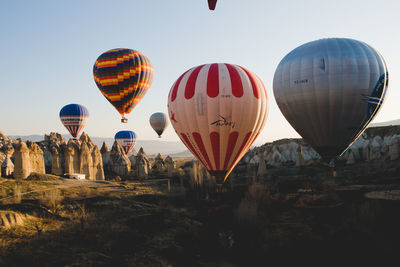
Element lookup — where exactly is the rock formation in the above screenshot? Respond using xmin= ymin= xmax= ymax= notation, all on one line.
xmin=13 ymin=141 xmax=33 ymax=179
xmin=0 ymin=131 xmax=8 ymax=141
xmin=389 ymin=135 xmax=400 ymax=160
xmin=1 ymin=143 xmax=14 ymax=177
xmin=64 ymin=139 xmax=80 ymax=175
xmin=91 ymin=146 xmax=105 ymax=180
xmin=152 ymin=153 xmax=165 ymax=173
xmin=102 ymin=141 xmax=131 ymax=178
xmin=129 ymin=147 xmax=151 ymax=180
xmin=238 ymin=126 xmax=400 ymax=172
xmin=79 ymin=142 xmax=93 ymax=179
xmin=257 ymin=151 xmax=267 ymax=177
xmin=13 ymin=140 xmax=45 ymax=179
xmin=51 ymin=146 xmax=63 ymax=176
xmin=39 ymin=132 xmax=104 ymax=180
xmin=27 ymin=142 xmax=46 ymax=174
xmin=164 ymin=155 xmax=176 ymax=177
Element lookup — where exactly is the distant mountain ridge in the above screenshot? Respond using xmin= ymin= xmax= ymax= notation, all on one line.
xmin=370 ymin=119 xmax=400 ymax=127
xmin=6 ymin=118 xmax=399 ymax=157
xmin=7 ymin=134 xmax=188 ymax=156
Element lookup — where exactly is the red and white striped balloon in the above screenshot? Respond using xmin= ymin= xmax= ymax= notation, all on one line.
xmin=167 ymin=63 xmax=268 ymax=182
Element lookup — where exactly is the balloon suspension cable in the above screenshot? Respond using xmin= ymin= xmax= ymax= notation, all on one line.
xmin=121 ymin=117 xmax=128 ymax=123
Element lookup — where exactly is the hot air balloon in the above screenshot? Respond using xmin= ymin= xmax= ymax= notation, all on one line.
xmin=208 ymin=0 xmax=217 ymax=10
xmin=168 ymin=63 xmax=268 ymax=183
xmin=59 ymin=104 xmax=89 ymax=139
xmin=273 ymin=38 xmax=389 ymax=163
xmin=93 ymin=48 xmax=153 ymax=123
xmin=114 ymin=130 xmax=137 ymax=154
xmin=150 ymin=112 xmax=169 ymax=138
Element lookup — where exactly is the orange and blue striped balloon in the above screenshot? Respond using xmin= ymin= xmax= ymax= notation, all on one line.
xmin=93 ymin=48 xmax=153 ymax=122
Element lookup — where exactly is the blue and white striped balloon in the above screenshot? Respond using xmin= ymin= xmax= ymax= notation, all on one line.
xmin=59 ymin=104 xmax=89 ymax=138
xmin=114 ymin=130 xmax=137 ymax=154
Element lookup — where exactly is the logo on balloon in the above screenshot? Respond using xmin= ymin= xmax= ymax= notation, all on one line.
xmin=362 ymin=72 xmax=388 ymax=117
xmin=210 ymin=115 xmax=236 ymax=129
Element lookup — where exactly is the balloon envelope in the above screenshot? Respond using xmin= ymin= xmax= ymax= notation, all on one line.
xmin=208 ymin=0 xmax=217 ymax=10
xmin=59 ymin=104 xmax=89 ymax=138
xmin=149 ymin=112 xmax=169 ymax=137
xmin=273 ymin=38 xmax=389 ymax=162
xmin=93 ymin=48 xmax=153 ymax=122
xmin=168 ymin=63 xmax=268 ymax=182
xmin=114 ymin=130 xmax=137 ymax=154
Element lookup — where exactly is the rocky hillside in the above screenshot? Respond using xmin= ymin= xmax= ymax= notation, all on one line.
xmin=1 ymin=131 xmax=180 ymax=181
xmin=237 ymin=125 xmax=400 ymax=171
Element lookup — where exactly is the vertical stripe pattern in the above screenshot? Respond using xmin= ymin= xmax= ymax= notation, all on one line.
xmin=168 ymin=63 xmax=268 ymax=182
xmin=115 ymin=130 xmax=137 ymax=154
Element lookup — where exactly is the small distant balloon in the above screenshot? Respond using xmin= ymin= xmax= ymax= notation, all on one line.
xmin=208 ymin=0 xmax=217 ymax=10
xmin=114 ymin=130 xmax=137 ymax=154
xmin=59 ymin=104 xmax=89 ymax=138
xmin=273 ymin=38 xmax=389 ymax=162
xmin=149 ymin=112 xmax=169 ymax=138
xmin=168 ymin=63 xmax=269 ymax=183
xmin=93 ymin=48 xmax=153 ymax=123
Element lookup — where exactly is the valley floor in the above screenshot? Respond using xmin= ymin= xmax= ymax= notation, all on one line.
xmin=1 ymin=170 xmax=400 ymax=266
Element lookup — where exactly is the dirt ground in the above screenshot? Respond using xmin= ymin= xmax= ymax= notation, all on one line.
xmin=1 ymin=173 xmax=400 ymax=266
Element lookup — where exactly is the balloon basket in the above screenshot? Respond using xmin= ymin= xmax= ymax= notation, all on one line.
xmin=121 ymin=117 xmax=128 ymax=123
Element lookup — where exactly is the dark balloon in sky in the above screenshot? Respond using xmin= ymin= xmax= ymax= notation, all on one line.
xmin=208 ymin=0 xmax=217 ymax=10
xmin=273 ymin=38 xmax=389 ymax=162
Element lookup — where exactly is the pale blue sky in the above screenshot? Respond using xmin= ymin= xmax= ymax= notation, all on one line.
xmin=1 ymin=0 xmax=399 ymax=146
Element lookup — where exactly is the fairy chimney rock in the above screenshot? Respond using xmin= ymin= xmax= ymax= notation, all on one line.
xmin=51 ymin=146 xmax=63 ymax=175
xmin=13 ymin=141 xmax=31 ymax=179
xmin=91 ymin=145 xmax=105 ymax=180
xmin=100 ymin=142 xmax=109 ymax=154
xmin=64 ymin=139 xmax=80 ymax=175
xmin=79 ymin=142 xmax=93 ymax=179
xmin=0 ymin=131 xmax=8 ymax=141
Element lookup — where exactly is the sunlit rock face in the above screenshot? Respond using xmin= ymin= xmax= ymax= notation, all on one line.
xmin=51 ymin=146 xmax=63 ymax=176
xmin=13 ymin=140 xmax=45 ymax=179
xmin=38 ymin=132 xmax=104 ymax=180
xmin=91 ymin=146 xmax=105 ymax=180
xmin=27 ymin=142 xmax=46 ymax=174
xmin=64 ymin=140 xmax=80 ymax=176
xmin=80 ymin=142 xmax=93 ymax=179
xmin=152 ymin=153 xmax=165 ymax=173
xmin=104 ymin=141 xmax=131 ymax=178
xmin=1 ymin=143 xmax=14 ymax=177
xmin=0 ymin=131 xmax=104 ymax=180
xmin=129 ymin=147 xmax=151 ymax=180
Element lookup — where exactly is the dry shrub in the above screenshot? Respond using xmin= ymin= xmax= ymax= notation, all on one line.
xmin=0 ymin=185 xmax=9 ymax=198
xmin=12 ymin=184 xmax=21 ymax=204
xmin=235 ymin=183 xmax=270 ymax=225
xmin=189 ymin=162 xmax=216 ymax=198
xmin=26 ymin=172 xmax=59 ymax=181
xmin=39 ymin=189 xmax=63 ymax=210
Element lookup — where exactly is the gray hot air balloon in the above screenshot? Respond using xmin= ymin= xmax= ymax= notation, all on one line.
xmin=149 ymin=112 xmax=169 ymax=138
xmin=273 ymin=38 xmax=389 ymax=162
